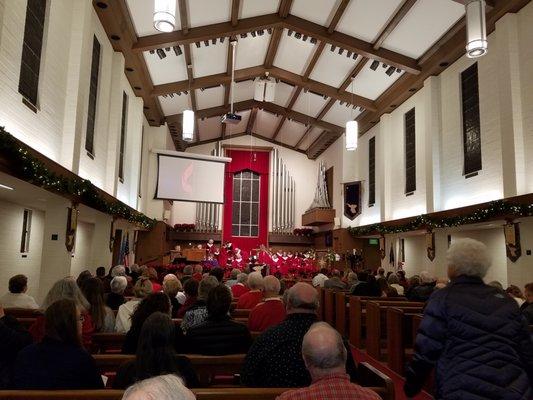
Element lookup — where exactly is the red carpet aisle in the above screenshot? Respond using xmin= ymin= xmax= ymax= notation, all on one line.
xmin=352 ymin=348 xmax=433 ymax=400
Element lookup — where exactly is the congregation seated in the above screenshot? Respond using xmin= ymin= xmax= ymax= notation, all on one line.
xmin=192 ymin=265 xmax=204 ymax=282
xmin=350 ymin=272 xmax=381 ymax=297
xmin=278 ymin=322 xmax=380 ymax=400
xmin=80 ymin=277 xmax=115 ymax=333
xmin=231 ymin=273 xmax=250 ymax=299
xmin=248 ymin=275 xmax=286 ymax=332
xmin=346 ymin=272 xmax=358 ymax=292
xmin=115 ymin=276 xmax=152 ymax=333
xmin=0 ymin=305 xmax=32 ymax=388
xmin=209 ymin=267 xmax=225 ymax=283
xmin=180 ymin=265 xmax=194 ymax=286
xmin=12 ymin=298 xmax=103 ymax=390
xmin=122 ymin=374 xmax=195 ymax=400
xmin=387 ymin=273 xmax=405 ymax=295
xmin=376 ymin=277 xmax=398 ymax=298
xmin=178 ymin=284 xmax=252 ymax=355
xmin=405 ymin=271 xmax=435 ymax=302
xmin=176 ymin=279 xmax=199 ymax=318
xmin=236 ymin=272 xmax=264 ymax=309
xmin=162 ymin=276 xmax=183 ymax=318
xmin=0 ymin=274 xmax=39 ymax=309
xmin=375 ymin=267 xmax=386 ymax=281
xmin=29 ymin=277 xmax=94 ymax=348
xmin=323 ymin=269 xmax=347 ymax=291
xmin=163 ymin=274 xmax=186 ymax=305
xmin=507 ymin=284 xmax=526 ymax=307
xmin=114 ymin=312 xmax=199 ymax=389
xmin=242 ymin=282 xmax=356 ymax=388
xmin=404 ymin=239 xmax=533 ymax=399
xmin=122 ymin=293 xmax=171 ymax=355
xmin=311 ymin=268 xmax=329 ymax=288
xmin=180 ymin=276 xmax=218 ymax=332
xmin=144 ymin=267 xmax=162 ymax=293
xmin=225 ymin=268 xmax=241 ymax=288
xmin=106 ymin=276 xmax=127 ymax=311
xmin=521 ymin=283 xmax=533 ymax=324
xmin=106 ymin=265 xmax=133 ymax=296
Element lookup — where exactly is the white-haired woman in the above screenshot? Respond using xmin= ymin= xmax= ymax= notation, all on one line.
xmin=404 ymin=238 xmax=533 ymax=399
xmin=29 ymin=277 xmax=94 ymax=348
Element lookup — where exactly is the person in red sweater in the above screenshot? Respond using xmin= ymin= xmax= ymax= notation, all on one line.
xmin=236 ymin=272 xmax=264 ymax=309
xmin=231 ymin=273 xmax=250 ymax=299
xmin=248 ymin=275 xmax=286 ymax=332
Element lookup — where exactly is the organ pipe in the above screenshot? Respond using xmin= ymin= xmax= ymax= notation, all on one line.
xmin=270 ymin=149 xmax=296 ymax=233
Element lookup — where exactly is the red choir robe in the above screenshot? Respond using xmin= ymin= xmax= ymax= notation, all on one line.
xmin=236 ymin=290 xmax=264 ymax=309
xmin=247 ymin=298 xmax=286 ymax=332
xmin=231 ymin=283 xmax=249 ymax=299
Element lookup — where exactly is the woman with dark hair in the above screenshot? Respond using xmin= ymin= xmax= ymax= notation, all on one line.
xmin=113 ymin=312 xmax=199 ymax=389
xmin=12 ymin=299 xmax=103 ymax=389
xmin=350 ymin=271 xmax=381 ymax=297
xmin=122 ymin=292 xmax=171 ymax=354
xmin=180 ymin=284 xmax=252 ymax=355
xmin=377 ymin=277 xmax=399 ymax=298
xmin=80 ymin=278 xmax=115 ymax=332
xmin=176 ymin=279 xmax=199 ymax=318
xmin=76 ymin=270 xmax=93 ymax=288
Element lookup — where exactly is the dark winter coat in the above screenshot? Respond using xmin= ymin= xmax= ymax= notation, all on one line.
xmin=404 ymin=275 xmax=533 ymax=400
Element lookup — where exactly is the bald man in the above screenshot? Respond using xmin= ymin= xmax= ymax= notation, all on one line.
xmin=248 ymin=275 xmax=286 ymax=332
xmin=241 ymin=282 xmax=357 ymax=388
xmin=277 ymin=322 xmax=380 ymax=400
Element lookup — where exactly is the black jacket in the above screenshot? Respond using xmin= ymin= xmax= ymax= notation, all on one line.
xmin=406 ymin=282 xmax=436 ymax=302
xmin=113 ymin=355 xmax=199 ymax=389
xmin=241 ymin=313 xmax=357 ymax=388
xmin=0 ymin=316 xmax=32 ymax=389
xmin=178 ymin=316 xmax=252 ymax=355
xmin=12 ymin=337 xmax=104 ymax=389
xmin=520 ymin=301 xmax=533 ymax=324
xmin=404 ymin=276 xmax=533 ymax=399
xmin=105 ymin=292 xmax=125 ymax=311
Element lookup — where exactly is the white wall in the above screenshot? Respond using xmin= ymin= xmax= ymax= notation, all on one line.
xmin=70 ymin=220 xmax=95 ymax=279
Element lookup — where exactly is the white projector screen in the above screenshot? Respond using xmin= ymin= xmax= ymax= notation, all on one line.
xmin=155 ymin=151 xmax=230 ymax=203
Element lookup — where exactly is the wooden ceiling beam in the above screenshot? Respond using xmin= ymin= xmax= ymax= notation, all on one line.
xmin=231 ymin=0 xmax=241 ymax=27
xmin=357 ymin=0 xmax=530 ymax=135
xmin=302 ymin=41 xmax=325 ymax=81
xmin=166 ymin=100 xmax=256 ymax=123
xmin=372 ymin=0 xmax=418 ymax=50
xmin=264 ymin=27 xmax=283 ymax=68
xmin=178 ymin=0 xmax=189 ymax=34
xmin=246 ymin=107 xmax=258 ymax=133
xmin=278 ymin=0 xmax=294 ymax=18
xmin=328 ymin=0 xmax=351 ymax=33
xmin=294 ymin=125 xmax=314 ymax=149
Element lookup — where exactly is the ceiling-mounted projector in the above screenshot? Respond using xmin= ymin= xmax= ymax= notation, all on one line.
xmin=221 ymin=113 xmax=242 ymax=124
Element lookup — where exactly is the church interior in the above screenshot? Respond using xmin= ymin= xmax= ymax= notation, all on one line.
xmin=0 ymin=0 xmax=532 ymax=399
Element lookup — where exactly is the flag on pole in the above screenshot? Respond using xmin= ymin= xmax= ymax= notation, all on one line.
xmin=119 ymin=233 xmax=130 ymax=266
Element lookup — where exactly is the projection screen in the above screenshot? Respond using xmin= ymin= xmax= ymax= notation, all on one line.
xmin=155 ymin=150 xmax=231 ymax=203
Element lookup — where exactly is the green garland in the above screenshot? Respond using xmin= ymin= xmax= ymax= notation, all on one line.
xmin=0 ymin=127 xmax=156 ymax=229
xmin=348 ymin=199 xmax=533 ymax=236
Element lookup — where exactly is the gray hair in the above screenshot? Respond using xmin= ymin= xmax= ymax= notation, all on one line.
xmin=122 ymin=374 xmax=195 ymax=400
xmin=42 ymin=277 xmax=90 ymax=311
xmin=247 ymin=272 xmax=264 ymax=290
xmin=285 ymin=284 xmax=318 ymax=311
xmin=230 ymin=269 xmax=241 ymax=279
xmin=446 ymin=238 xmax=492 ymax=278
xmin=302 ymin=322 xmax=346 ymax=370
xmin=183 ymin=265 xmax=193 ymax=276
xmin=111 ymin=265 xmax=126 ymax=277
xmin=263 ymin=275 xmax=281 ymax=294
xmin=236 ymin=273 xmax=248 ymax=284
xmin=198 ymin=276 xmax=219 ymax=300
xmin=419 ymin=271 xmax=435 ymax=284
xmin=488 ymin=280 xmax=503 ymax=290
xmin=110 ymin=276 xmax=128 ymax=294
xmin=347 ymin=272 xmax=358 ymax=286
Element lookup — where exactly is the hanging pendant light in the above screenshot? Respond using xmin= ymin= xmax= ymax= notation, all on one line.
xmin=465 ymin=0 xmax=488 ymax=58
xmin=154 ymin=0 xmax=176 ymax=33
xmin=182 ymin=109 xmax=194 ymax=142
xmin=345 ymin=78 xmax=358 ymax=151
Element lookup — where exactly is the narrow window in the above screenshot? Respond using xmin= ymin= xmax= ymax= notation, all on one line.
xmin=20 ymin=209 xmax=32 ymax=253
xmin=85 ymin=36 xmax=101 ymax=156
xmin=232 ymin=171 xmax=260 ymax=237
xmin=368 ymin=137 xmax=376 ymax=206
xmin=18 ymin=0 xmax=47 ymax=108
xmin=405 ymin=108 xmax=416 ymax=194
xmin=461 ymin=63 xmax=482 ymax=176
xmin=119 ymin=92 xmax=128 ymax=182
xmin=138 ymin=126 xmax=144 ymax=198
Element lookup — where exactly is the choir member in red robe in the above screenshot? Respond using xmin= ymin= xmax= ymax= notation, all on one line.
xmin=248 ymin=275 xmax=286 ymax=332
xmin=231 ymin=273 xmax=249 ymax=299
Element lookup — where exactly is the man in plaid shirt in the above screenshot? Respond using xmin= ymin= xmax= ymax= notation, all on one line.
xmin=277 ymin=322 xmax=380 ymax=400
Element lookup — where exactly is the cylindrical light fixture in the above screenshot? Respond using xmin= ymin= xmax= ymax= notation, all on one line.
xmin=182 ymin=109 xmax=194 ymax=142
xmin=465 ymin=0 xmax=487 ymax=58
xmin=345 ymin=120 xmax=358 ymax=151
xmin=154 ymin=0 xmax=176 ymax=33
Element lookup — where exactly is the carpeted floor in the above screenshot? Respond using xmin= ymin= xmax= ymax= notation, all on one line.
xmin=352 ymin=347 xmax=434 ymax=400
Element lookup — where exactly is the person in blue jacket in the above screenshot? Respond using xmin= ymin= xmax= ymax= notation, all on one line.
xmin=404 ymin=238 xmax=533 ymax=400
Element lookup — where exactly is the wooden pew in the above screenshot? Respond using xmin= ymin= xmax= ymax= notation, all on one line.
xmin=316 ymin=286 xmax=324 ymax=321
xmin=15 ymin=317 xmax=37 ymax=329
xmin=335 ymin=291 xmax=348 ymax=336
xmin=231 ymin=309 xmax=250 ymax=318
xmin=386 ymin=308 xmax=423 ymax=375
xmin=91 ymin=333 xmax=125 ymax=354
xmin=365 ymin=302 xmax=423 ymax=361
xmin=4 ymin=308 xmax=43 ymax=318
xmin=323 ymin=289 xmax=336 ymax=327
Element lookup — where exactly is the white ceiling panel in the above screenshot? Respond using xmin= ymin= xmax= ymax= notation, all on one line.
xmin=159 ymin=94 xmax=191 ymax=116
xmin=126 ymin=0 xmax=181 ymax=37
xmin=292 ymin=91 xmax=328 ymax=117
xmin=382 ymin=0 xmax=464 ymax=59
xmin=233 ymin=80 xmax=255 ymax=103
xmin=241 ymin=0 xmax=280 ymax=19
xmin=272 ymin=82 xmax=297 ymax=107
xmin=322 ymin=101 xmax=362 ymax=127
xmin=189 ymin=0 xmax=231 ymax=28
xmin=196 ymin=86 xmax=225 ymax=109
xmin=192 ymin=41 xmax=228 ymax=78
xmin=143 ymin=50 xmax=188 ymax=85
xmin=291 ymin=0 xmax=339 ymax=27
xmin=277 ymin=119 xmax=308 ymax=147
xmin=198 ymin=117 xmax=222 ymax=141
xmin=274 ymin=30 xmax=316 ymax=75
xmin=298 ymin=127 xmax=322 ymax=150
xmin=349 ymin=62 xmax=405 ymax=101
xmin=337 ymin=0 xmax=403 ymax=43
xmin=254 ymin=110 xmax=282 ymax=138
xmin=310 ymin=50 xmax=359 ymax=88
xmin=235 ymin=33 xmax=270 ymax=70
